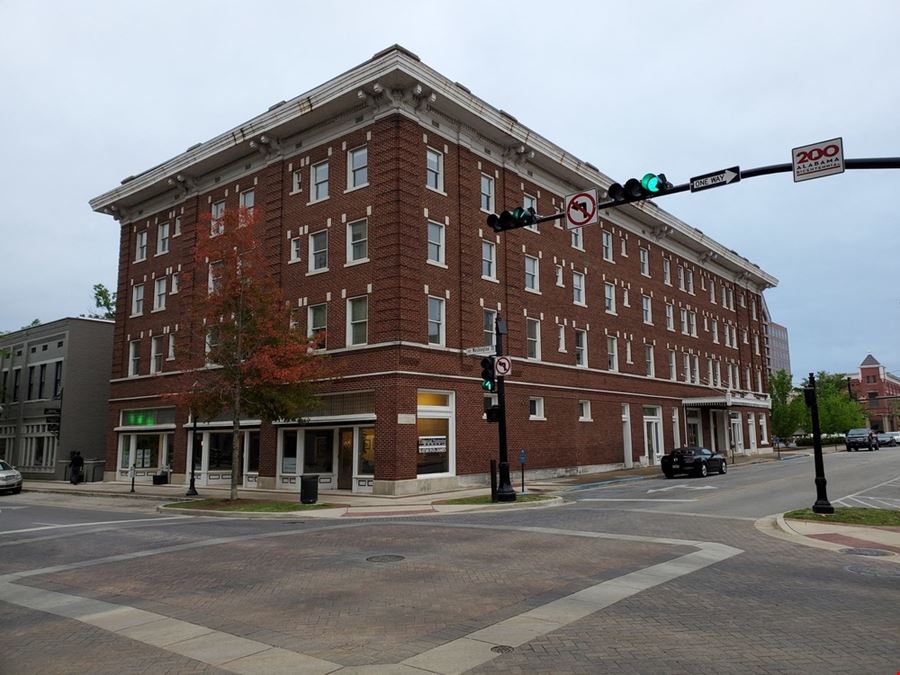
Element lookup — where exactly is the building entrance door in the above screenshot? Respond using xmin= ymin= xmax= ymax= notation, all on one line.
xmin=338 ymin=428 xmax=353 ymax=490
xmin=642 ymin=406 xmax=663 ymax=465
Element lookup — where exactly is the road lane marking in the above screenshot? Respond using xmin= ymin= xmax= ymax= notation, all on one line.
xmin=0 ymin=516 xmax=191 ymax=535
xmin=647 ymin=484 xmax=717 ymax=493
xmin=0 ymin=520 xmax=742 ymax=674
xmin=579 ymin=498 xmax=698 ymax=502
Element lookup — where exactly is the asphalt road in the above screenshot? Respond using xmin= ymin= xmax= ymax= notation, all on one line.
xmin=1 ymin=451 xmax=898 ymax=674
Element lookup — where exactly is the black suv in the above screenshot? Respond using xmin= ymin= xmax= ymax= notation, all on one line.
xmin=845 ymin=428 xmax=879 ymax=452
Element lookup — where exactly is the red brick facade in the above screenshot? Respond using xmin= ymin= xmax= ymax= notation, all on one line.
xmin=849 ymin=355 xmax=900 ymax=432
xmin=93 ymin=47 xmax=775 ymax=494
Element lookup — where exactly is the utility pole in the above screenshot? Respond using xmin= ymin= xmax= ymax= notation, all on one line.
xmin=804 ymin=372 xmax=834 ymax=514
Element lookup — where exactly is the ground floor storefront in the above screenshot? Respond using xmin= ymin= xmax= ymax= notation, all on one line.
xmin=106 ymin=375 xmax=771 ymax=494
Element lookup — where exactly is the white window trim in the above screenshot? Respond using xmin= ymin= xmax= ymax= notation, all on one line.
xmin=607 ymin=336 xmax=618 ymax=372
xmin=574 ymin=329 xmax=588 ymax=368
xmin=345 ymin=218 xmax=369 ymax=266
xmin=601 ymin=231 xmax=614 ymax=263
xmin=528 ymin=396 xmax=546 ymax=421
xmin=152 ymin=277 xmax=167 ymax=312
xmin=345 ymin=145 xmax=369 ymax=192
xmin=427 ymin=220 xmax=445 ymax=266
xmin=156 ymin=223 xmax=170 ymax=256
xmin=290 ymin=168 xmax=303 ymax=195
xmin=308 ymin=230 xmax=328 ymax=274
xmin=309 ymin=160 xmax=329 ymax=204
xmin=480 ymin=173 xmax=495 ymax=214
xmin=427 ymin=296 xmax=446 ymax=347
xmin=604 ymin=283 xmax=616 ymax=315
xmin=572 ymin=271 xmax=586 ymax=306
xmin=524 ymin=255 xmax=540 ymax=293
xmin=131 ymin=284 xmax=144 ymax=317
xmin=346 ymin=296 xmax=368 ymax=347
xmin=639 ymin=248 xmax=650 ymax=277
xmin=134 ymin=231 xmax=148 ymax=263
xmin=481 ymin=239 xmax=497 ymax=281
xmin=526 ymin=318 xmax=542 ymax=361
xmin=578 ymin=400 xmax=593 ymax=422
xmin=425 ymin=147 xmax=445 ymax=194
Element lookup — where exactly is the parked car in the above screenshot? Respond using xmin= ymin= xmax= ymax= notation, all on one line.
xmin=845 ymin=428 xmax=879 ymax=451
xmin=661 ymin=447 xmax=727 ymax=478
xmin=0 ymin=460 xmax=23 ymax=494
xmin=876 ymin=432 xmax=899 ymax=447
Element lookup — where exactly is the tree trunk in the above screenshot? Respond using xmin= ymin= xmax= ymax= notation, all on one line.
xmin=231 ymin=390 xmax=241 ymax=501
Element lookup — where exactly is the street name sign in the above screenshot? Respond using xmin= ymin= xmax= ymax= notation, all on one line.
xmin=690 ymin=166 xmax=741 ymax=193
xmin=792 ymin=137 xmax=844 ymax=182
xmin=464 ymin=345 xmax=495 ymax=357
xmin=564 ymin=188 xmax=598 ymax=229
xmin=44 ymin=407 xmax=62 ymax=415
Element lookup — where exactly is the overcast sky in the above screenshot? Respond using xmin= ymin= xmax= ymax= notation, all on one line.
xmin=1 ymin=1 xmax=898 ymax=383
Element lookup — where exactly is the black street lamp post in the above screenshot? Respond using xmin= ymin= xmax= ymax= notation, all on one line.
xmin=494 ymin=315 xmax=516 ymax=502
xmin=804 ymin=372 xmax=834 ymax=514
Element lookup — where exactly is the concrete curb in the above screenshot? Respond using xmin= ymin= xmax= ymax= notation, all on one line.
xmin=156 ymin=496 xmax=564 ymax=519
xmin=754 ymin=513 xmax=900 ymax=563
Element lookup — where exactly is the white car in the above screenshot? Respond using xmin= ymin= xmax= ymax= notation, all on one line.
xmin=0 ymin=460 xmax=23 ymax=494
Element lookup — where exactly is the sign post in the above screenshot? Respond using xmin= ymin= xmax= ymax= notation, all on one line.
xmin=494 ymin=315 xmax=515 ymax=502
xmin=519 ymin=448 xmax=526 ymax=495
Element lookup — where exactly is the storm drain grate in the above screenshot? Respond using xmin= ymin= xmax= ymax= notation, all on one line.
xmin=840 ymin=547 xmax=893 ymax=557
xmin=844 ymin=564 xmax=900 ymax=578
xmin=366 ymin=555 xmax=405 ymax=563
xmin=491 ymin=645 xmax=514 ymax=654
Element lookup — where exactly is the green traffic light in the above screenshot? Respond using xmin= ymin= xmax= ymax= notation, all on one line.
xmin=641 ymin=173 xmax=662 ymax=193
xmin=482 ymin=380 xmax=495 ymax=392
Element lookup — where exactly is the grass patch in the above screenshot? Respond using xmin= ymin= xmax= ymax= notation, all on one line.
xmin=439 ymin=494 xmax=553 ymax=506
xmin=784 ymin=507 xmax=900 ymax=527
xmin=163 ymin=498 xmax=336 ymax=512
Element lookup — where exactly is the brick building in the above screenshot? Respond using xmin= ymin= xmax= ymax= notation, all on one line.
xmin=849 ymin=355 xmax=900 ymax=432
xmin=89 ymin=45 xmax=776 ymax=495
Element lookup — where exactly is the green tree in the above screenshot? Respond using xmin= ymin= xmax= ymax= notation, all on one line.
xmin=800 ymin=371 xmax=866 ymax=434
xmin=87 ymin=283 xmax=116 ymax=320
xmin=769 ymin=369 xmax=805 ymax=440
xmin=173 ymin=208 xmax=328 ymax=499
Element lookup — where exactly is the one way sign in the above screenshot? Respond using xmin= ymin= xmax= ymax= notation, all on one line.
xmin=690 ymin=166 xmax=740 ymax=193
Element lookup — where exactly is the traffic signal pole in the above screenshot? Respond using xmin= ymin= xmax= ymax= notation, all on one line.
xmin=494 ymin=315 xmax=515 ymax=502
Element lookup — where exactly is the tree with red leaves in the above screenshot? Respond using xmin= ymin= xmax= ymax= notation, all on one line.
xmin=173 ymin=207 xmax=326 ymax=499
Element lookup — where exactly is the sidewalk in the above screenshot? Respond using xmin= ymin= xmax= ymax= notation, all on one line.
xmin=757 ymin=514 xmax=900 ymax=564
xmin=19 ymin=447 xmax=810 ymax=517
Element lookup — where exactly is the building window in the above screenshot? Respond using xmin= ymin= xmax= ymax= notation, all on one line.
xmin=309 ymin=231 xmax=328 ymax=272
xmin=523 ymin=194 xmax=538 ymax=231
xmin=669 ymin=350 xmax=677 ymax=381
xmin=579 ymin=400 xmax=592 ymax=421
xmin=571 ymin=226 xmax=583 ymax=249
xmin=153 ymin=277 xmax=166 ymax=311
xmin=150 ymin=336 xmax=163 ymax=374
xmin=312 ymin=160 xmax=329 ymax=201
xmin=622 ymin=288 xmax=630 ymax=307
xmin=208 ymin=261 xmax=223 ymax=295
xmin=348 ymin=146 xmax=368 ymax=189
xmin=754 ymin=334 xmax=760 ymax=355
xmin=604 ymin=283 xmax=616 ymax=314
xmin=710 ymin=283 xmax=717 ymax=304
xmin=426 ymin=148 xmax=443 ymax=191
xmin=715 ymin=361 xmax=722 ymax=387
xmin=686 ymin=269 xmax=695 ymax=294
xmin=642 ymin=295 xmax=652 ymax=324
xmin=211 ymin=200 xmax=225 ymax=236
xmin=645 ymin=344 xmax=655 ymax=377
xmin=680 ymin=308 xmax=689 ymax=335
xmin=663 ymin=259 xmax=671 ymax=285
xmin=347 ymin=296 xmax=368 ymax=346
xmin=677 ymin=265 xmax=686 ymax=291
xmin=26 ymin=366 xmax=34 ymax=400
xmin=167 ymin=334 xmax=175 ymax=361
xmin=427 ymin=221 xmax=445 ymax=265
xmin=170 ymin=272 xmax=180 ymax=294
xmin=712 ymin=319 xmax=719 ymax=343
xmin=727 ymin=287 xmax=734 ymax=310
xmin=427 ymin=297 xmax=445 ymax=346
xmin=555 ymin=265 xmax=564 ymax=287
xmin=173 ymin=216 xmax=182 ymax=236
xmin=308 ymin=303 xmax=327 ymax=349
xmin=665 ymin=303 xmax=674 ymax=331
xmin=639 ymin=247 xmax=650 ymax=276
xmin=574 ymin=329 xmax=587 ymax=367
xmin=239 ymin=189 xmax=255 ymax=224
xmin=157 ymin=222 xmax=170 ymax=255
xmin=526 ymin=318 xmax=541 ymax=360
xmin=481 ymin=240 xmax=496 ymax=279
xmin=135 ymin=230 xmax=148 ymax=262
xmin=128 ymin=340 xmax=140 ymax=377
xmin=131 ymin=284 xmax=144 ymax=316
xmin=683 ymin=353 xmax=691 ymax=383
xmin=291 ymin=168 xmax=302 ymax=193
xmin=692 ymin=356 xmax=700 ymax=384
xmin=347 ymin=219 xmax=368 ymax=263
xmin=290 ymin=236 xmax=302 ymax=263
xmin=483 ymin=309 xmax=496 ymax=347
xmin=480 ymin=174 xmax=494 ymax=212
xmin=625 ymin=340 xmax=633 ymax=364
xmin=572 ymin=271 xmax=585 ymax=305
xmin=12 ymin=369 xmax=20 ymax=402
xmin=524 ymin=255 xmax=539 ymax=292
xmin=529 ymin=397 xmax=545 ymax=420
xmin=481 ymin=309 xmax=497 ymax=347
xmin=689 ymin=311 xmax=698 ymax=337
xmin=602 ymin=231 xmax=613 ymax=262
xmin=38 ymin=363 xmax=46 ymax=399
xmin=751 ymin=300 xmax=758 ymax=320
xmin=607 ymin=336 xmax=618 ymax=372
xmin=557 ymin=324 xmax=566 ymax=352
xmin=53 ymin=362 xmax=62 ymax=398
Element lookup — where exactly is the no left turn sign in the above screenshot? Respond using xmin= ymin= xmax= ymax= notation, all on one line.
xmin=564 ymin=189 xmax=598 ymax=230
xmin=495 ymin=356 xmax=512 ymax=376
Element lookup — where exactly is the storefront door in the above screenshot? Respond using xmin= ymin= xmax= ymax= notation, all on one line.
xmin=338 ymin=428 xmax=353 ymax=490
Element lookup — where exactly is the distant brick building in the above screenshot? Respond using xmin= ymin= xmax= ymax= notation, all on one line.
xmin=849 ymin=355 xmax=900 ymax=432
xmin=89 ymin=45 xmax=776 ymax=495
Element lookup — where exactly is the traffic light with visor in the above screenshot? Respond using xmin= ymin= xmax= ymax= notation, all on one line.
xmin=607 ymin=173 xmax=671 ymax=203
xmin=481 ymin=356 xmax=496 ymax=392
xmin=487 ymin=206 xmax=537 ymax=232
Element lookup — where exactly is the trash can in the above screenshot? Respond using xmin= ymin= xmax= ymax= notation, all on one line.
xmin=300 ymin=474 xmax=319 ymax=504
xmin=152 ymin=474 xmax=169 ymax=486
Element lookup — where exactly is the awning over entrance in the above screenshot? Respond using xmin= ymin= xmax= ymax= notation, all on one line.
xmin=682 ymin=392 xmax=771 ymax=410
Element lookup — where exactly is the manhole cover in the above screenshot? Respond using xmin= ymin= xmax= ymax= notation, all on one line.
xmin=840 ymin=547 xmax=893 ymax=557
xmin=844 ymin=565 xmax=900 ymax=578
xmin=366 ymin=555 xmax=405 ymax=563
xmin=491 ymin=645 xmax=514 ymax=654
